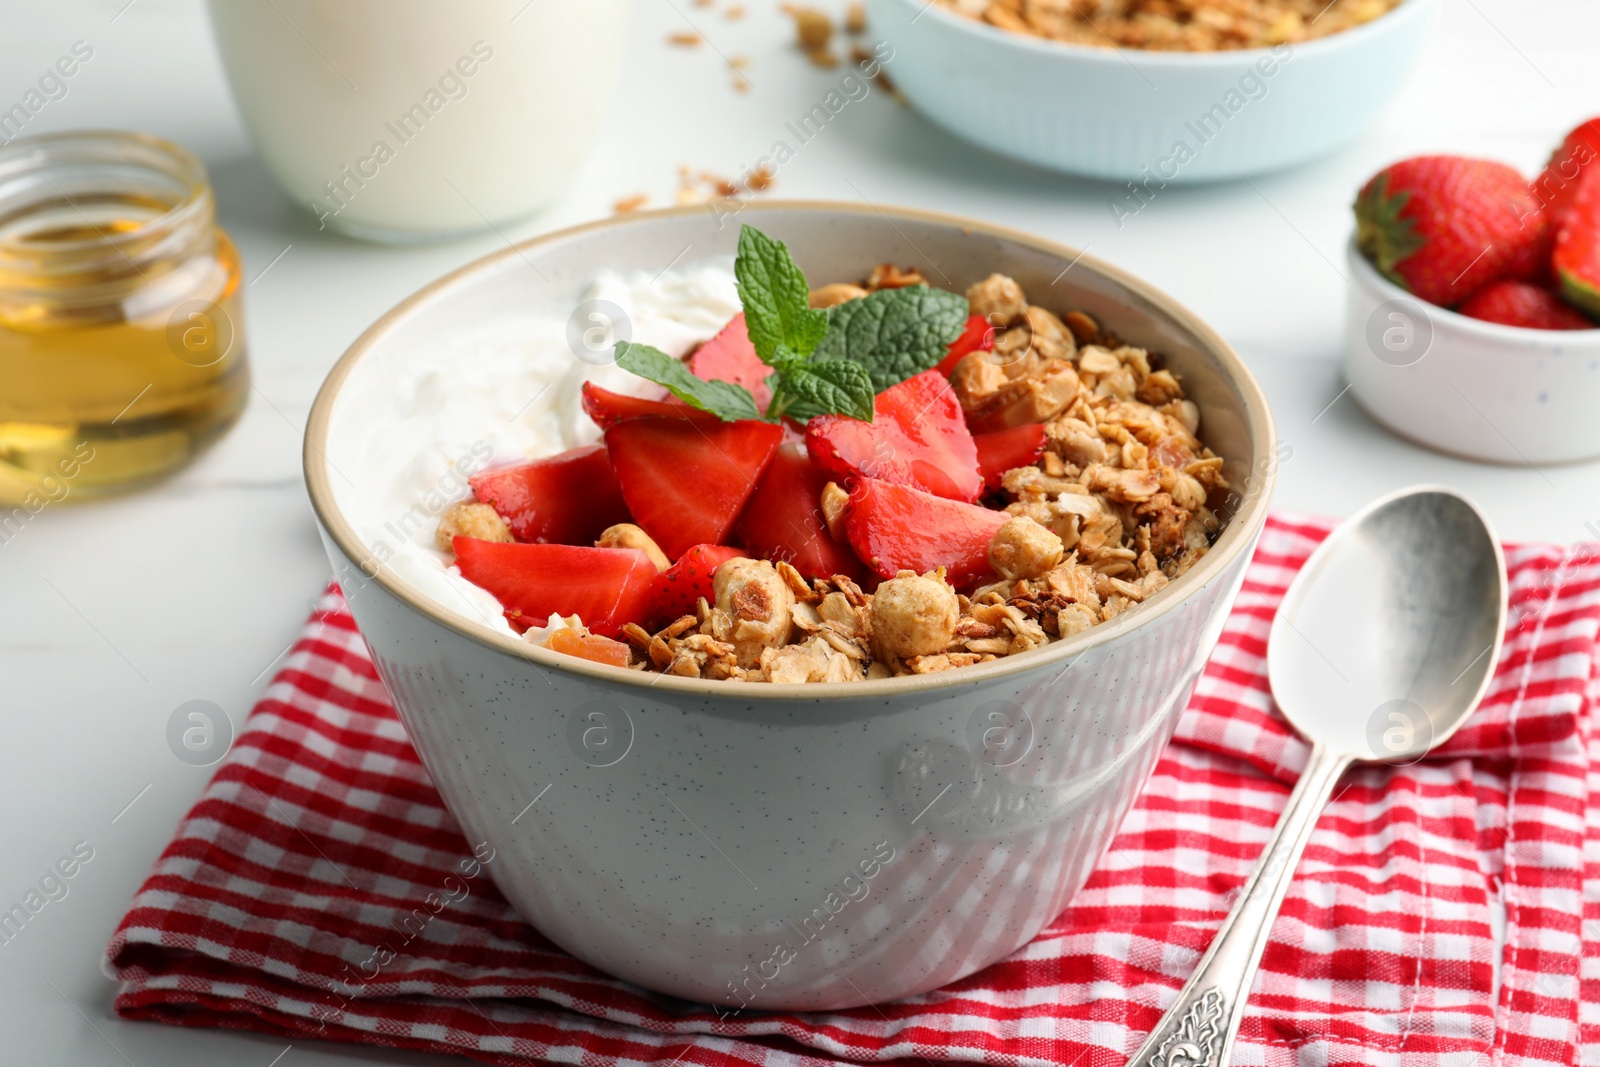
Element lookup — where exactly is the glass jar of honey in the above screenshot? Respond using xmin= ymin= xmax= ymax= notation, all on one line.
xmin=0 ymin=130 xmax=249 ymax=506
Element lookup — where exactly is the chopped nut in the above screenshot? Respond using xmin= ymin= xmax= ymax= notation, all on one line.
xmin=846 ymin=2 xmax=867 ymax=33
xmin=866 ymin=263 xmax=925 ymax=290
xmin=667 ymin=30 xmax=702 ymax=46
xmin=820 ymin=481 xmax=850 ymax=540
xmin=965 ymin=273 xmax=1027 ymax=326
xmin=806 ymin=47 xmax=839 ymax=68
xmin=870 ymin=571 xmax=959 ymax=662
xmin=988 ymin=515 xmax=1065 ymax=580
xmin=1062 ymin=310 xmax=1099 ymax=345
xmin=810 ymin=283 xmax=868 ymax=309
xmin=713 ymin=558 xmax=795 ymax=668
xmin=726 ymin=4 xmax=746 ymax=17
xmin=596 ymin=523 xmax=671 ymax=571
xmin=612 ymin=193 xmax=649 ymax=214
xmin=436 ymin=502 xmax=512 ymax=551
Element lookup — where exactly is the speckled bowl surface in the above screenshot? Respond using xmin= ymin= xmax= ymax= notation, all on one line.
xmin=304 ymin=202 xmax=1277 ymax=1010
xmin=866 ymin=0 xmax=1436 ymax=183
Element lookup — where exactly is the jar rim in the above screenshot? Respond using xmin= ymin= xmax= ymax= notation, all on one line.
xmin=0 ymin=129 xmax=212 ymax=258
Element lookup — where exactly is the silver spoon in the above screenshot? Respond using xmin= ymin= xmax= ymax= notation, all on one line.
xmin=1125 ymin=486 xmax=1507 ymax=1067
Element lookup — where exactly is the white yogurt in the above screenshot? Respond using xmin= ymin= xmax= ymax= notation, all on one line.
xmin=338 ymin=259 xmax=741 ymax=636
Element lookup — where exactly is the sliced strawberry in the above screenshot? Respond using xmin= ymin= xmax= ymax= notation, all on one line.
xmin=842 ymin=478 xmax=1008 ymax=587
xmin=545 ymin=628 xmax=632 ymax=668
xmin=1537 ymin=118 xmax=1600 ymax=226
xmin=973 ymin=424 xmax=1048 ymax=492
xmin=686 ymin=313 xmax=773 ymax=411
xmin=736 ymin=442 xmax=866 ymax=582
xmin=649 ymin=544 xmax=746 ymax=624
xmin=580 ymin=382 xmax=691 ymax=431
xmin=468 ymin=444 xmax=631 ymax=545
xmin=935 ymin=313 xmax=995 ymax=376
xmin=452 ymin=538 xmax=655 ymax=636
xmin=806 ymin=370 xmax=982 ymax=503
xmin=1555 ymin=168 xmax=1600 ymax=318
xmin=605 ymin=416 xmax=785 ymax=559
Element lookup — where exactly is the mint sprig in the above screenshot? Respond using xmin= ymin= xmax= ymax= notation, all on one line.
xmin=736 ymin=225 xmax=831 ymax=363
xmin=610 ymin=224 xmax=969 ymax=425
xmin=614 ymin=341 xmax=762 ymax=421
xmin=768 ymin=357 xmax=875 ymax=422
xmin=813 ymin=285 xmax=969 ymax=392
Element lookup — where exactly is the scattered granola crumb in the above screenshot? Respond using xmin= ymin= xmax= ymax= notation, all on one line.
xmin=726 ymin=4 xmax=746 ymax=18
xmin=732 ymin=76 xmax=752 ymax=93
xmin=667 ymin=30 xmax=702 ymax=46
xmin=612 ymin=193 xmax=649 ymax=215
xmin=745 ymin=162 xmax=775 ymax=191
xmin=845 ymin=2 xmax=867 ymax=34
xmin=793 ymin=8 xmax=833 ymax=50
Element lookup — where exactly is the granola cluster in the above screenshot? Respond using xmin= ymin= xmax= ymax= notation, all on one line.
xmin=938 ymin=0 xmax=1402 ymax=51
xmin=534 ymin=270 xmax=1227 ymax=683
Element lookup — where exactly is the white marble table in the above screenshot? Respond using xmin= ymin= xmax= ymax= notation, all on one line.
xmin=2 ymin=1 xmax=1595 ymax=1063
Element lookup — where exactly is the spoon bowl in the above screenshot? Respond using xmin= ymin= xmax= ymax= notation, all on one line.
xmin=1268 ymin=487 xmax=1508 ymax=763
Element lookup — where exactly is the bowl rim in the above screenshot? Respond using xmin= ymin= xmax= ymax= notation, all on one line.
xmin=874 ymin=0 xmax=1437 ymax=66
xmin=1345 ymin=237 xmax=1600 ymax=344
xmin=304 ymin=199 xmax=1277 ymax=700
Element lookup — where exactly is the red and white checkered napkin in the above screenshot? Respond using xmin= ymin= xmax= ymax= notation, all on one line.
xmin=104 ymin=516 xmax=1600 ymax=1067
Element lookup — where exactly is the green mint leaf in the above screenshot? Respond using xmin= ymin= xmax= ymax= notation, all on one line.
xmin=735 ymin=224 xmax=829 ymax=364
xmin=614 ymin=341 xmax=762 ymax=422
xmin=769 ymin=358 xmax=876 ymax=424
xmin=812 ymin=285 xmax=969 ymax=392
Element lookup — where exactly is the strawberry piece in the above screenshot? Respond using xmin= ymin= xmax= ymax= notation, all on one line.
xmin=1555 ymin=168 xmax=1600 ymax=319
xmin=736 ymin=442 xmax=865 ymax=582
xmin=451 ymin=538 xmax=655 ymax=636
xmin=580 ymin=382 xmax=692 ymax=431
xmin=842 ymin=478 xmax=1008 ymax=587
xmin=605 ymin=415 xmax=784 ymax=560
xmin=935 ymin=313 xmax=996 ymax=376
xmin=686 ymin=313 xmax=773 ymax=411
xmin=545 ymin=628 xmax=632 ymax=668
xmin=649 ymin=544 xmax=746 ymax=624
xmin=806 ymin=370 xmax=982 ymax=503
xmin=468 ymin=443 xmax=631 ymax=545
xmin=973 ymin=424 xmax=1048 ymax=492
xmin=1355 ymin=155 xmax=1547 ymax=307
xmin=1458 ymin=281 xmax=1594 ymax=331
xmin=1536 ymin=118 xmax=1600 ymax=227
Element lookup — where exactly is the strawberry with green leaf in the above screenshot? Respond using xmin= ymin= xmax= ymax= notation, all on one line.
xmin=1354 ymin=155 xmax=1547 ymax=307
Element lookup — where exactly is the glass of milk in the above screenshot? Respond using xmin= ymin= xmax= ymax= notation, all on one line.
xmin=206 ymin=0 xmax=628 ymax=243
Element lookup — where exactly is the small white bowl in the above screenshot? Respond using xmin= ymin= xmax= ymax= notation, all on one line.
xmin=1344 ymin=240 xmax=1600 ymax=465
xmin=866 ymin=0 xmax=1436 ymax=183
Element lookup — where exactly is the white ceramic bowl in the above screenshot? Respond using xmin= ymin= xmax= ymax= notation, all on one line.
xmin=206 ymin=0 xmax=627 ymax=243
xmin=304 ymin=202 xmax=1277 ymax=1010
xmin=1344 ymin=240 xmax=1600 ymax=465
xmin=866 ymin=0 xmax=1436 ymax=183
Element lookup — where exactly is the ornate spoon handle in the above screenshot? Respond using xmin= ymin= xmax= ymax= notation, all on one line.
xmin=1124 ymin=742 xmax=1350 ymax=1067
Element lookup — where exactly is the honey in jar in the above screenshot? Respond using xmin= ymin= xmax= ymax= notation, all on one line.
xmin=0 ymin=131 xmax=249 ymax=509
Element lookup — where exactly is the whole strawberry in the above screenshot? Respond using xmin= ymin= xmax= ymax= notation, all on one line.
xmin=1355 ymin=155 xmax=1547 ymax=308
xmin=1535 ymin=118 xmax=1600 ymax=226
xmin=1457 ymin=281 xmax=1595 ymax=331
